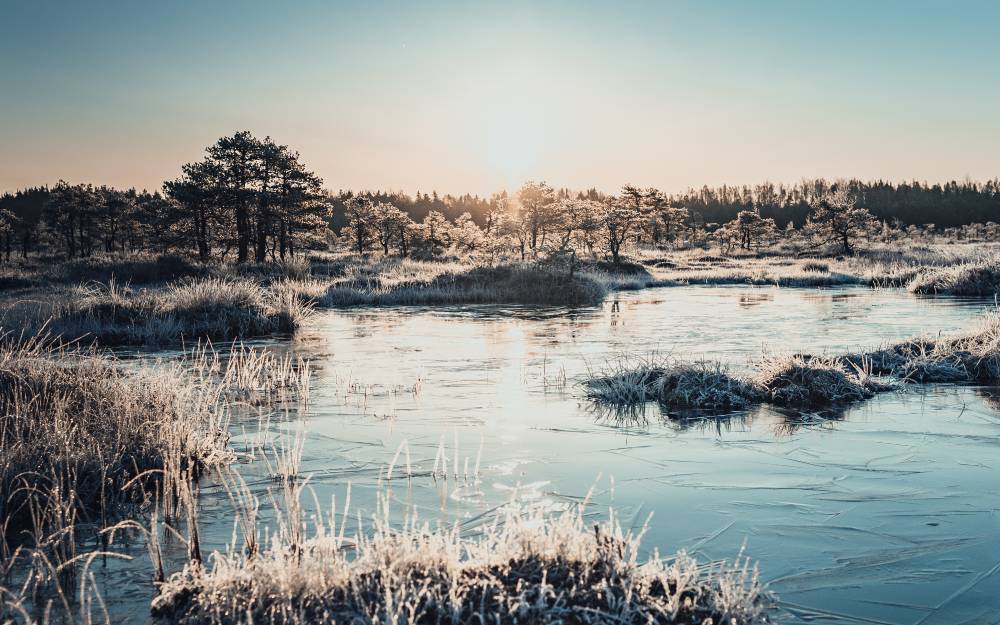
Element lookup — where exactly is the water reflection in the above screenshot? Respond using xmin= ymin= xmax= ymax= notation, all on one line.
xmin=739 ymin=292 xmax=774 ymax=308
xmin=589 ymin=400 xmax=856 ymax=438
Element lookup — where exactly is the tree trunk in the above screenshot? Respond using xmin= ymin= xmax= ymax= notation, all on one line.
xmin=397 ymin=225 xmax=408 ymax=257
xmin=255 ymin=220 xmax=268 ymax=263
xmin=195 ymin=205 xmax=210 ymax=261
xmin=236 ymin=201 xmax=250 ymax=263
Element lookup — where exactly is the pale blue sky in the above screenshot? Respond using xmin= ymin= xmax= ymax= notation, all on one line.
xmin=2 ymin=1 xmax=998 ymax=194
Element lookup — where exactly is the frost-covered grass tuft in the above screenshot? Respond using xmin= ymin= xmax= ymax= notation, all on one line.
xmin=9 ymin=277 xmax=315 ymax=346
xmin=587 ymin=354 xmax=891 ymax=412
xmin=323 ymin=262 xmax=607 ymax=307
xmin=860 ymin=310 xmax=1000 ymax=383
xmin=0 ymin=334 xmax=232 ymax=545
xmin=585 ymin=357 xmax=761 ymax=410
xmin=907 ymin=262 xmax=1000 ymax=295
xmin=152 ymin=490 xmax=768 ymax=625
xmin=754 ymin=355 xmax=885 ymax=408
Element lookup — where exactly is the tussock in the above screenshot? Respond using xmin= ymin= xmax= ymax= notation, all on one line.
xmin=858 ymin=310 xmax=1000 ymax=383
xmin=3 ymin=253 xmax=323 ymax=287
xmin=800 ymin=261 xmax=830 ymax=273
xmin=653 ymin=258 xmax=861 ymax=288
xmin=585 ymin=357 xmax=761 ymax=410
xmin=51 ymin=253 xmax=206 ymax=285
xmin=324 ymin=263 xmax=607 ymax=307
xmin=590 ymin=311 xmax=1000 ymax=416
xmin=21 ymin=277 xmax=314 ymax=345
xmin=634 ymin=245 xmax=996 ymax=291
xmin=907 ymin=261 xmax=1000 ymax=295
xmin=152 ymin=491 xmax=767 ymax=625
xmin=754 ymin=355 xmax=886 ymax=408
xmin=587 ymin=355 xmax=889 ymax=412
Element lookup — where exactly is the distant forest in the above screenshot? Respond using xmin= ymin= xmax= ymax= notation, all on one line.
xmin=2 ymin=170 xmax=999 ymax=260
xmin=328 ymin=178 xmax=1000 ymax=232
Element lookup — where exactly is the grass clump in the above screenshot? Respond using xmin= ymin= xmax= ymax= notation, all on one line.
xmin=587 ymin=354 xmax=891 ymax=413
xmin=152 ymin=494 xmax=767 ymax=625
xmin=754 ymin=355 xmax=886 ymax=408
xmin=800 ymin=260 xmax=830 ymax=273
xmin=27 ymin=277 xmax=313 ymax=345
xmin=857 ymin=310 xmax=1000 ymax=383
xmin=324 ymin=262 xmax=607 ymax=307
xmin=585 ymin=358 xmax=762 ymax=410
xmin=50 ymin=253 xmax=207 ymax=285
xmin=907 ymin=261 xmax=1000 ymax=295
xmin=0 ymin=334 xmax=231 ymax=547
xmin=587 ymin=310 xmax=1000 ymax=416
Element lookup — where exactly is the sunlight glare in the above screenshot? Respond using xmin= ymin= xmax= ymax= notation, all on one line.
xmin=483 ymin=95 xmax=545 ymax=188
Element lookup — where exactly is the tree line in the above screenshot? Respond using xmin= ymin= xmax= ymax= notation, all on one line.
xmin=333 ymin=181 xmax=885 ymax=261
xmin=665 ymin=178 xmax=1000 ymax=229
xmin=0 ymin=132 xmax=328 ymax=263
xmin=1 ymin=131 xmax=998 ymax=263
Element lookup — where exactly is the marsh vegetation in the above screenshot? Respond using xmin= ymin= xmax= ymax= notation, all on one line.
xmin=152 ymin=490 xmax=765 ymax=625
xmin=3 ymin=139 xmax=1000 ymax=623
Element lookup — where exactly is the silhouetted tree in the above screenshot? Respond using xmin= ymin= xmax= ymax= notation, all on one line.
xmin=43 ymin=181 xmax=103 ymax=258
xmin=206 ymin=131 xmax=259 ymax=262
xmin=165 ymin=161 xmax=222 ymax=261
xmin=0 ymin=208 xmax=15 ymax=262
xmin=166 ymin=132 xmax=326 ymax=261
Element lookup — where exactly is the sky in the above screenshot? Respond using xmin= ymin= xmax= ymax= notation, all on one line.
xmin=1 ymin=0 xmax=998 ymax=196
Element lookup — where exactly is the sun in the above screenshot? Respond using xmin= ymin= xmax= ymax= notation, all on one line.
xmin=482 ymin=95 xmax=546 ymax=187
